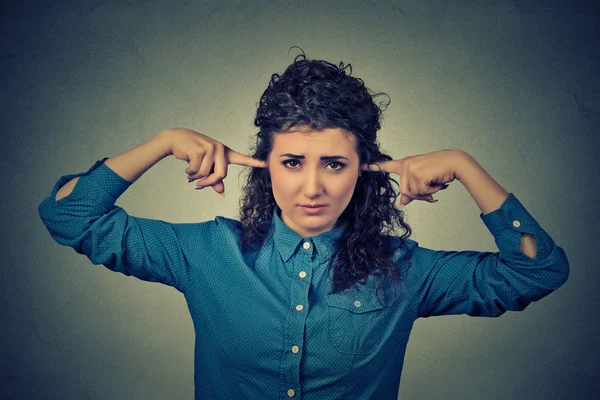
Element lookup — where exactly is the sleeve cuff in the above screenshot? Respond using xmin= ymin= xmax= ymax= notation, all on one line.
xmin=86 ymin=158 xmax=132 ymax=198
xmin=47 ymin=158 xmax=132 ymax=213
xmin=480 ymin=193 xmax=542 ymax=235
xmin=480 ymin=193 xmax=552 ymax=261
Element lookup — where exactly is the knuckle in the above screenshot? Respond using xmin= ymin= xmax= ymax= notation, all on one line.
xmin=407 ymin=164 xmax=420 ymax=174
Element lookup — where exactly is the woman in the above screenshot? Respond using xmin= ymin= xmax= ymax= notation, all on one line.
xmin=39 ymin=49 xmax=569 ymax=399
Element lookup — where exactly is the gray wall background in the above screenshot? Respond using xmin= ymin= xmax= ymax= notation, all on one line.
xmin=2 ymin=0 xmax=598 ymax=398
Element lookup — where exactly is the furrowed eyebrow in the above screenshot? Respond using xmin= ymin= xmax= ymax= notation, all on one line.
xmin=279 ymin=153 xmax=349 ymax=161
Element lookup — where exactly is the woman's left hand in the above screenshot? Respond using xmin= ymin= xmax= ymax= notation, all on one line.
xmin=361 ymin=149 xmax=468 ymax=207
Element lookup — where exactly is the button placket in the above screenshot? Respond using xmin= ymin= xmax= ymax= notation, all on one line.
xmin=280 ymin=240 xmax=315 ymax=399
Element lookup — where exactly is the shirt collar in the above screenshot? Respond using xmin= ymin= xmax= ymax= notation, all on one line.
xmin=271 ymin=206 xmax=346 ymax=264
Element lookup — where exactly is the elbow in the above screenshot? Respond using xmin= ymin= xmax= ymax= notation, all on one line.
xmin=55 ymin=177 xmax=79 ymax=201
xmin=518 ymin=232 xmax=537 ymax=259
xmin=38 ymin=196 xmax=54 ymax=227
xmin=38 ymin=195 xmax=88 ymax=246
xmin=537 ymin=245 xmax=570 ymax=293
xmin=553 ymin=247 xmax=570 ymax=289
xmin=502 ymin=246 xmax=570 ymax=312
xmin=527 ymin=236 xmax=570 ymax=291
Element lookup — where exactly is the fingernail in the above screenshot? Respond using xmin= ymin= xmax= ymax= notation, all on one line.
xmin=219 ymin=191 xmax=226 ymax=198
xmin=195 ymin=185 xmax=204 ymax=190
xmin=427 ymin=199 xmax=438 ymax=203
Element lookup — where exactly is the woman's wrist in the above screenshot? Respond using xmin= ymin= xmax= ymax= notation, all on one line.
xmin=452 ymin=149 xmax=478 ymax=182
xmin=453 ymin=150 xmax=509 ymax=215
xmin=156 ymin=129 xmax=176 ymax=157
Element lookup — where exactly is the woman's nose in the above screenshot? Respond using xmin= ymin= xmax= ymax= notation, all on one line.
xmin=302 ymin=171 xmax=324 ymax=196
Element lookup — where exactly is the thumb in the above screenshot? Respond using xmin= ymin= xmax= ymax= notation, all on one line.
xmin=398 ymin=194 xmax=413 ymax=208
xmin=212 ymin=180 xmax=226 ymax=198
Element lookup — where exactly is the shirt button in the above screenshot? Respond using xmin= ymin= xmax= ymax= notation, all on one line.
xmin=354 ymin=300 xmax=362 ymax=308
xmin=513 ymin=220 xmax=521 ymax=228
xmin=292 ymin=345 xmax=300 ymax=353
xmin=296 ymin=304 xmax=304 ymax=311
xmin=298 ymin=271 xmax=307 ymax=279
xmin=303 ymin=242 xmax=311 ymax=250
xmin=287 ymin=389 xmax=296 ymax=397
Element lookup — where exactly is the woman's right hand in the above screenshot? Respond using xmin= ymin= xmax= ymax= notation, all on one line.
xmin=161 ymin=128 xmax=268 ymax=196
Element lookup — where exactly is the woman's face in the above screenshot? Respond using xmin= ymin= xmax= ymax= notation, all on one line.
xmin=267 ymin=127 xmax=360 ymax=238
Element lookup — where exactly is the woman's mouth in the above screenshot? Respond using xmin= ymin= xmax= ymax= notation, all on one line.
xmin=299 ymin=205 xmax=327 ymax=214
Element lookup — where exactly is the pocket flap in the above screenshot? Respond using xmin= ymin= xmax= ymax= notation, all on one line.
xmin=326 ymin=292 xmax=386 ymax=314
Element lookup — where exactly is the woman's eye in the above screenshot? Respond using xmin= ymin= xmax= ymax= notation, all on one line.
xmin=328 ymin=162 xmax=346 ymax=171
xmin=282 ymin=160 xmax=300 ymax=168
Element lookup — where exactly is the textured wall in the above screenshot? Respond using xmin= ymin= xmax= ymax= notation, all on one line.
xmin=2 ymin=0 xmax=598 ymax=398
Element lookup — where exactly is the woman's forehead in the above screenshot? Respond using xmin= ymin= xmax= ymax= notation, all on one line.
xmin=272 ymin=128 xmax=357 ymax=155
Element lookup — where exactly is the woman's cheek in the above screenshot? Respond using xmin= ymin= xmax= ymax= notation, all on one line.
xmin=336 ymin=175 xmax=358 ymax=198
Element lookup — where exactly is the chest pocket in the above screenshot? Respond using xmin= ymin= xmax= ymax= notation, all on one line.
xmin=326 ymin=291 xmax=390 ymax=355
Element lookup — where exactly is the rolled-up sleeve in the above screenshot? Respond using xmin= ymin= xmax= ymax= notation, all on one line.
xmin=38 ymin=158 xmax=192 ymax=293
xmin=416 ymin=193 xmax=569 ymax=318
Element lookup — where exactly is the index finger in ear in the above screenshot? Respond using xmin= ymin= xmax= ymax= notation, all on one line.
xmin=226 ymin=148 xmax=268 ymax=168
xmin=361 ymin=161 xmax=392 ymax=173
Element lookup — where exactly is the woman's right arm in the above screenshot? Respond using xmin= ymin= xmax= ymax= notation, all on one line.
xmin=40 ymin=128 xmax=267 ymax=292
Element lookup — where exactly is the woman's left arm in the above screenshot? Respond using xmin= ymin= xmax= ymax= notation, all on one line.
xmin=363 ymin=149 xmax=569 ymax=317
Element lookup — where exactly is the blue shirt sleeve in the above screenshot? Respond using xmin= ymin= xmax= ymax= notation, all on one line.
xmin=38 ymin=158 xmax=194 ymax=293
xmin=415 ymin=194 xmax=570 ymax=318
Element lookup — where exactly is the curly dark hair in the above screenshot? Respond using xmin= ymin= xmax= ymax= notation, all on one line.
xmin=238 ymin=47 xmax=412 ymax=304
